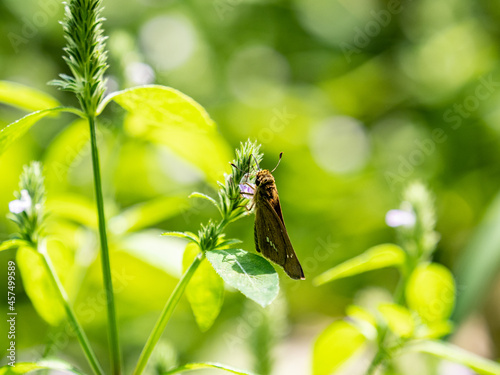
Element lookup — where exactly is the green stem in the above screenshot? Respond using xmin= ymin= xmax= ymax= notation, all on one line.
xmin=133 ymin=254 xmax=203 ymax=375
xmin=41 ymin=248 xmax=104 ymax=375
xmin=88 ymin=115 xmax=122 ymax=375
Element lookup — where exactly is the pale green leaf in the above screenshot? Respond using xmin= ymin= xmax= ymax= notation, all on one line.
xmin=454 ymin=190 xmax=500 ymax=323
xmin=98 ymin=85 xmax=215 ymax=128
xmin=407 ymin=340 xmax=500 ymax=375
xmin=313 ymin=320 xmax=366 ymax=375
xmin=109 ymin=195 xmax=189 ymax=234
xmin=378 ymin=303 xmax=414 ymax=338
xmin=415 ymin=320 xmax=454 ymax=340
xmin=43 ymin=119 xmax=89 ymax=191
xmin=100 ymin=85 xmax=231 ymax=183
xmin=162 ymin=231 xmax=199 ymax=243
xmin=0 ymin=239 xmax=27 ymax=252
xmin=0 ymin=81 xmax=60 ymax=111
xmin=183 ymin=243 xmax=224 ymax=332
xmin=126 ymin=112 xmax=231 ymax=184
xmin=0 ymin=107 xmax=80 ymax=156
xmin=0 ymin=360 xmax=85 ymax=375
xmin=406 ymin=263 xmax=455 ymax=324
xmin=47 ymin=194 xmax=97 ymax=229
xmin=205 ymin=249 xmax=279 ymax=307
xmin=189 ymin=192 xmax=219 ymax=210
xmin=164 ymin=362 xmax=256 ymax=375
xmin=16 ymin=247 xmax=65 ymax=326
xmin=313 ymin=244 xmax=405 ymax=285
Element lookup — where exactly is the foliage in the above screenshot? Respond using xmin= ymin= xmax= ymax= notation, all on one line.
xmin=312 ymin=182 xmax=500 ymax=374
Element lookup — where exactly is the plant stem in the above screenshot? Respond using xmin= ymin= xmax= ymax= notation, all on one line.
xmin=41 ymin=249 xmax=104 ymax=375
xmin=89 ymin=115 xmax=122 ymax=375
xmin=133 ymin=254 xmax=203 ymax=375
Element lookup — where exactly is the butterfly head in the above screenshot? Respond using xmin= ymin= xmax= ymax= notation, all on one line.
xmin=255 ymin=169 xmax=275 ymax=187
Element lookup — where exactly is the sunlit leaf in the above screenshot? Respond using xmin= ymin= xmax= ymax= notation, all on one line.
xmin=378 ymin=303 xmax=414 ymax=338
xmin=47 ymin=194 xmax=97 ymax=229
xmin=189 ymin=192 xmax=219 ymax=211
xmin=126 ymin=113 xmax=231 ymax=184
xmin=454 ymin=190 xmax=500 ymax=323
xmin=0 ymin=360 xmax=85 ymax=375
xmin=100 ymin=85 xmax=231 ymax=183
xmin=0 ymin=107 xmax=81 ymax=156
xmin=43 ymin=119 xmax=89 ymax=191
xmin=183 ymin=243 xmax=224 ymax=332
xmin=98 ymin=85 xmax=215 ymax=128
xmin=0 ymin=81 xmax=60 ymax=111
xmin=109 ymin=195 xmax=189 ymax=234
xmin=0 ymin=239 xmax=26 ymax=252
xmin=16 ymin=247 xmax=65 ymax=326
xmin=406 ymin=263 xmax=455 ymax=324
xmin=313 ymin=320 xmax=366 ymax=375
xmin=162 ymin=231 xmax=199 ymax=243
xmin=407 ymin=340 xmax=500 ymax=375
xmin=415 ymin=320 xmax=454 ymax=340
xmin=164 ymin=362 xmax=256 ymax=375
xmin=206 ymin=248 xmax=279 ymax=307
xmin=313 ymin=244 xmax=405 ymax=285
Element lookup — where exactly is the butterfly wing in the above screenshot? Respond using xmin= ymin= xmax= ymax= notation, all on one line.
xmin=254 ymin=198 xmax=305 ymax=280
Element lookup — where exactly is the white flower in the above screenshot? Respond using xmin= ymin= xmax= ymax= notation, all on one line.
xmin=385 ymin=209 xmax=416 ymax=228
xmin=9 ymin=189 xmax=32 ymax=214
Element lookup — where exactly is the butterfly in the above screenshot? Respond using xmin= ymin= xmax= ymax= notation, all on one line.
xmin=240 ymin=154 xmax=305 ymax=280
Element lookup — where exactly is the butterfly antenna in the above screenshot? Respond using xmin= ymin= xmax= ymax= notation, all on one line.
xmin=252 ymin=154 xmax=261 ymax=171
xmin=271 ymin=152 xmax=283 ymax=173
xmin=230 ymin=163 xmax=242 ymax=172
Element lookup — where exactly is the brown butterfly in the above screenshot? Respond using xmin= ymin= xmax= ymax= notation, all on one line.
xmin=240 ymin=154 xmax=305 ymax=280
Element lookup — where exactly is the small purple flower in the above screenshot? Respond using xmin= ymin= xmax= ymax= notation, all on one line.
xmin=239 ymin=183 xmax=255 ymax=196
xmin=9 ymin=189 xmax=32 ymax=214
xmin=385 ymin=209 xmax=416 ymax=228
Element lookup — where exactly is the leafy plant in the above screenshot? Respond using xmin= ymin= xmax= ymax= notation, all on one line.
xmin=0 ymin=1 xmax=276 ymax=375
xmin=312 ymin=182 xmax=500 ymax=375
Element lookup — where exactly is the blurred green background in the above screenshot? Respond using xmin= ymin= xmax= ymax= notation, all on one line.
xmin=1 ymin=0 xmax=500 ymax=374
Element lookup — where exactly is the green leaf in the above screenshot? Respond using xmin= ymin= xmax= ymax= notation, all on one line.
xmin=407 ymin=340 xmax=500 ymax=375
xmin=189 ymin=192 xmax=220 ymax=211
xmin=454 ymin=190 xmax=500 ymax=323
xmin=378 ymin=303 xmax=414 ymax=338
xmin=415 ymin=320 xmax=454 ymax=340
xmin=0 ymin=239 xmax=26 ymax=252
xmin=313 ymin=244 xmax=405 ymax=285
xmin=183 ymin=243 xmax=224 ymax=332
xmin=109 ymin=195 xmax=189 ymax=234
xmin=99 ymin=85 xmax=231 ymax=183
xmin=313 ymin=320 xmax=366 ymax=375
xmin=43 ymin=119 xmax=89 ymax=191
xmin=98 ymin=85 xmax=215 ymax=127
xmin=164 ymin=362 xmax=256 ymax=375
xmin=162 ymin=231 xmax=199 ymax=243
xmin=406 ymin=263 xmax=455 ymax=324
xmin=205 ymin=249 xmax=279 ymax=307
xmin=215 ymin=237 xmax=243 ymax=250
xmin=0 ymin=360 xmax=85 ymax=375
xmin=16 ymin=247 xmax=65 ymax=326
xmin=0 ymin=81 xmax=60 ymax=111
xmin=47 ymin=194 xmax=97 ymax=229
xmin=0 ymin=107 xmax=81 ymax=157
